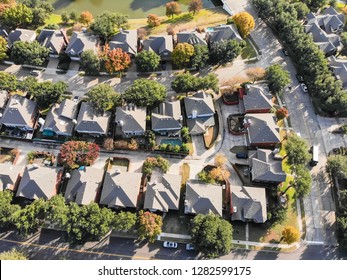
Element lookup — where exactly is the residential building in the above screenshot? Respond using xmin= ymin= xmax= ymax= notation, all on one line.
xmin=206 ymin=24 xmax=242 ymax=45
xmin=109 ymin=29 xmax=137 ymax=57
xmin=75 ymin=102 xmax=111 ymax=136
xmin=0 ymin=95 xmax=38 ymax=132
xmin=176 ymin=31 xmax=207 ymax=46
xmin=16 ymin=165 xmax=60 ymax=200
xmin=244 ymin=113 xmax=280 ymax=147
xmin=151 ymin=101 xmax=182 ymax=136
xmin=306 ymin=7 xmax=344 ymax=35
xmin=231 ymin=185 xmax=267 ymax=223
xmin=100 ymin=167 xmax=142 ymax=208
xmin=142 ymin=35 xmax=173 ymax=61
xmin=0 ymin=29 xmax=8 ymax=39
xmin=37 ymin=29 xmax=68 ymax=58
xmin=184 ymin=91 xmax=215 ymax=135
xmin=144 ymin=172 xmax=181 ymax=212
xmin=0 ymin=163 xmax=23 ymax=191
xmin=65 ymin=31 xmax=98 ymax=61
xmin=249 ymin=149 xmax=287 ymax=184
xmin=64 ymin=167 xmax=104 ymax=205
xmin=7 ymin=28 xmax=36 ymax=47
xmin=42 ymin=99 xmax=78 ymax=137
xmin=185 ymin=180 xmax=223 ymax=216
xmin=240 ymin=84 xmax=273 ymax=114
xmin=328 ymin=55 xmax=347 ymax=88
xmin=115 ymin=105 xmax=146 ymax=138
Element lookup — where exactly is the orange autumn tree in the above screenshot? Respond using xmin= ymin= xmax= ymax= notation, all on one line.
xmin=101 ymin=45 xmax=131 ymax=75
xmin=0 ymin=0 xmax=15 ymax=14
xmin=79 ymin=11 xmax=94 ymax=26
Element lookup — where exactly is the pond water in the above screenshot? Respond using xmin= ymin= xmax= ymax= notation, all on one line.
xmin=48 ymin=0 xmax=217 ymax=18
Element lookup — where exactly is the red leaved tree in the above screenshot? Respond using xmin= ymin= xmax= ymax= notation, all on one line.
xmin=102 ymin=45 xmax=131 ymax=75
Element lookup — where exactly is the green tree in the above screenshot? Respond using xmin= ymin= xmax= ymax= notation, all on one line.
xmin=91 ymin=11 xmax=118 ymax=42
xmin=19 ymin=75 xmax=37 ymax=93
xmin=138 ymin=210 xmax=163 ymax=243
xmin=292 ymin=164 xmax=312 ymax=198
xmin=46 ymin=195 xmax=69 ymax=228
xmin=86 ymin=83 xmax=121 ymax=111
xmin=284 ymin=133 xmax=310 ymax=166
xmin=281 ymin=226 xmax=300 ymax=244
xmin=1 ymin=3 xmax=33 ymax=29
xmin=200 ymin=73 xmax=219 ymax=92
xmin=0 ymin=190 xmax=20 ymax=228
xmin=192 ymin=44 xmax=209 ymax=69
xmin=0 ymin=37 xmax=8 ymax=61
xmin=0 ymin=248 xmax=27 ymax=260
xmin=166 ymin=1 xmax=181 ymax=18
xmin=265 ymin=64 xmax=291 ymax=94
xmin=30 ymin=81 xmax=68 ymax=110
xmin=113 ymin=12 xmax=129 ymax=29
xmin=340 ymin=32 xmax=347 ymax=57
xmin=191 ymin=214 xmax=233 ymax=258
xmin=123 ymin=79 xmax=166 ymax=107
xmin=112 ymin=211 xmax=137 ymax=231
xmin=326 ymin=155 xmax=347 ymax=180
xmin=0 ymin=71 xmax=18 ymax=92
xmin=303 ymin=0 xmax=328 ymax=11
xmin=69 ymin=11 xmax=78 ymax=23
xmin=188 ymin=0 xmax=203 ymax=15
xmin=181 ymin=127 xmax=190 ymax=143
xmin=80 ymin=50 xmax=100 ymax=75
xmin=172 ymin=43 xmax=195 ymax=69
xmin=171 ymin=72 xmax=198 ymax=93
xmin=292 ymin=2 xmax=310 ymax=20
xmin=210 ymin=39 xmax=245 ymax=67
xmin=135 ymin=50 xmax=161 ymax=72
xmin=61 ymin=11 xmax=69 ymax=24
xmin=20 ymin=0 xmax=54 ymax=27
xmin=12 ymin=41 xmax=49 ymax=66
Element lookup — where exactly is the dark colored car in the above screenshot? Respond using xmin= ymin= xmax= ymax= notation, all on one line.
xmin=236 ymin=152 xmax=248 ymax=159
xmin=282 ymin=49 xmax=289 ymax=56
xmin=296 ymin=74 xmax=304 ymax=83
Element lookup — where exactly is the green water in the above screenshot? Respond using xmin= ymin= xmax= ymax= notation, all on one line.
xmin=48 ymin=0 xmax=215 ymax=19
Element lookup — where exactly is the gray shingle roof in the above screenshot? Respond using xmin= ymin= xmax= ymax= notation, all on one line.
xmin=65 ymin=167 xmax=104 ymax=205
xmin=0 ymin=163 xmax=23 ymax=191
xmin=187 ymin=115 xmax=215 ymax=135
xmin=37 ymin=29 xmax=67 ymax=55
xmin=0 ymin=95 xmax=37 ymax=129
xmin=8 ymin=28 xmax=36 ymax=47
xmin=328 ymin=55 xmax=347 ymax=88
xmin=184 ymin=91 xmax=215 ymax=118
xmin=65 ymin=31 xmax=98 ymax=57
xmin=231 ymin=185 xmax=267 ymax=223
xmin=208 ymin=24 xmax=242 ymax=44
xmin=185 ymin=180 xmax=222 ymax=216
xmin=16 ymin=166 xmax=60 ymax=200
xmin=245 ymin=113 xmax=280 ymax=145
xmin=144 ymin=172 xmax=181 ymax=212
xmin=305 ymin=22 xmax=341 ymax=52
xmin=249 ymin=149 xmax=287 ymax=183
xmin=177 ymin=31 xmax=207 ymax=46
xmin=75 ymin=102 xmax=111 ymax=135
xmin=243 ymin=84 xmax=273 ymax=113
xmin=143 ymin=35 xmax=173 ymax=60
xmin=100 ymin=168 xmax=142 ymax=208
xmin=152 ymin=101 xmax=182 ymax=131
xmin=109 ymin=29 xmax=137 ymax=56
xmin=115 ymin=105 xmax=146 ymax=134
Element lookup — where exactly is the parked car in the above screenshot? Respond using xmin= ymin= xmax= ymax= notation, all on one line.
xmin=281 ymin=49 xmax=289 ymax=56
xmin=73 ymin=96 xmax=79 ymax=103
xmin=296 ymin=74 xmax=304 ymax=83
xmin=300 ymin=83 xmax=308 ymax=93
xmin=29 ymin=69 xmax=43 ymax=76
xmin=163 ymin=241 xmax=178 ymax=249
xmin=186 ymin=243 xmax=195 ymax=251
xmin=236 ymin=152 xmax=248 ymax=159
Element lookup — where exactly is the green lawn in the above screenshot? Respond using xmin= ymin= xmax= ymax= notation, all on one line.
xmin=45 ymin=14 xmax=62 ymax=26
xmin=241 ymin=39 xmax=257 ymax=60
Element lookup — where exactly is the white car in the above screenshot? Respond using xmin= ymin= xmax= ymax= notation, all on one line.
xmin=163 ymin=241 xmax=178 ymax=249
xmin=300 ymin=83 xmax=308 ymax=93
xmin=185 ymin=243 xmax=195 ymax=251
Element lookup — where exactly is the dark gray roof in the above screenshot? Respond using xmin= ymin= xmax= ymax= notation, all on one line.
xmin=177 ymin=31 xmax=207 ymax=46
xmin=328 ymin=55 xmax=347 ymax=88
xmin=65 ymin=167 xmax=104 ymax=205
xmin=245 ymin=113 xmax=280 ymax=145
xmin=249 ymin=149 xmax=287 ymax=183
xmin=109 ymin=29 xmax=137 ymax=56
xmin=75 ymin=102 xmax=111 ymax=135
xmin=100 ymin=168 xmax=142 ymax=208
xmin=16 ymin=166 xmax=60 ymax=200
xmin=0 ymin=163 xmax=23 ymax=191
xmin=187 ymin=116 xmax=215 ymax=135
xmin=0 ymin=29 xmax=8 ymax=38
xmin=185 ymin=180 xmax=222 ymax=216
xmin=231 ymin=185 xmax=267 ymax=223
xmin=144 ymin=172 xmax=181 ymax=212
xmin=43 ymin=100 xmax=77 ymax=136
xmin=65 ymin=31 xmax=98 ymax=57
xmin=0 ymin=90 xmax=8 ymax=109
xmin=208 ymin=24 xmax=242 ymax=44
xmin=143 ymin=35 xmax=173 ymax=59
xmin=184 ymin=91 xmax=215 ymax=118
xmin=305 ymin=22 xmax=341 ymax=51
xmin=8 ymin=28 xmax=36 ymax=47
xmin=152 ymin=101 xmax=182 ymax=131
xmin=242 ymin=84 xmax=273 ymax=112
xmin=115 ymin=105 xmax=146 ymax=134
xmin=37 ymin=29 xmax=67 ymax=55
xmin=0 ymin=95 xmax=37 ymax=129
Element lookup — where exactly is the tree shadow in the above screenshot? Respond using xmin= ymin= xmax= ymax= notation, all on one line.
xmin=253 ymin=249 xmax=280 ymax=260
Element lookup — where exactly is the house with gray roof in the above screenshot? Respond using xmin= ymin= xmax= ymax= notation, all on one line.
xmin=65 ymin=167 xmax=104 ymax=205
xmin=142 ymin=35 xmax=173 ymax=61
xmin=65 ymin=31 xmax=98 ymax=61
xmin=306 ymin=7 xmax=344 ymax=34
xmin=75 ymin=102 xmax=111 ymax=136
xmin=231 ymin=185 xmax=267 ymax=223
xmin=0 ymin=95 xmax=38 ymax=132
xmin=0 ymin=29 xmax=8 ymax=39
xmin=185 ymin=180 xmax=223 ymax=216
xmin=115 ymin=105 xmax=146 ymax=138
xmin=8 ymin=28 xmax=36 ymax=47
xmin=151 ymin=101 xmax=182 ymax=136
xmin=328 ymin=55 xmax=347 ymax=89
xmin=144 ymin=172 xmax=181 ymax=212
xmin=16 ymin=165 xmax=60 ymax=200
xmin=42 ymin=99 xmax=78 ymax=137
xmin=241 ymin=84 xmax=273 ymax=114
xmin=184 ymin=91 xmax=215 ymax=135
xmin=0 ymin=163 xmax=23 ymax=191
xmin=100 ymin=167 xmax=142 ymax=209
xmin=176 ymin=31 xmax=207 ymax=46
xmin=207 ymin=24 xmax=242 ymax=45
xmin=109 ymin=29 xmax=137 ymax=57
xmin=244 ymin=113 xmax=280 ymax=147
xmin=37 ymin=29 xmax=68 ymax=58
xmin=249 ymin=149 xmax=287 ymax=184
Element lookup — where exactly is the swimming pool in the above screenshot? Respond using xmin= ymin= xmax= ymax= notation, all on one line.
xmin=160 ymin=138 xmax=182 ymax=146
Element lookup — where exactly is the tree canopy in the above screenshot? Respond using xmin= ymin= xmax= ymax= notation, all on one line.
xmin=135 ymin=50 xmax=161 ymax=72
xmin=233 ymin=11 xmax=255 ymax=38
xmin=102 ymin=46 xmax=131 ymax=75
xmin=20 ymin=0 xmax=54 ymax=27
xmin=1 ymin=3 xmax=33 ymax=29
xmin=80 ymin=50 xmax=100 ymax=75
xmin=0 ymin=37 xmax=8 ymax=61
xmin=292 ymin=164 xmax=312 ymax=198
xmin=147 ymin=14 xmax=161 ymax=27
xmin=0 ymin=71 xmax=18 ymax=92
xmin=90 ymin=11 xmax=118 ymax=42
xmin=284 ymin=133 xmax=310 ymax=167
xmin=0 ymin=249 xmax=27 ymax=260
xmin=86 ymin=83 xmax=121 ymax=111
xmin=138 ymin=210 xmax=163 ymax=243
xmin=192 ymin=44 xmax=209 ymax=69
xmin=188 ymin=0 xmax=203 ymax=15
xmin=171 ymin=72 xmax=219 ymax=93
xmin=166 ymin=1 xmax=181 ymax=18
xmin=12 ymin=41 xmax=49 ymax=66
xmin=0 ymin=190 xmax=20 ymax=229
xmin=209 ymin=39 xmax=245 ymax=67
xmin=46 ymin=195 xmax=69 ymax=228
xmin=265 ymin=64 xmax=291 ymax=94
xmin=79 ymin=10 xmax=94 ymax=26
xmin=172 ymin=43 xmax=195 ymax=69
xmin=281 ymin=226 xmax=300 ymax=244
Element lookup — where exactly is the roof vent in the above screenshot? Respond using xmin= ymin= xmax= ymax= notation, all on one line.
xmin=65 ymin=172 xmax=71 ymax=179
xmin=72 ymin=119 xmax=77 ymax=124
xmin=192 ymin=110 xmax=197 ymax=119
xmin=233 ymin=206 xmax=237 ymax=213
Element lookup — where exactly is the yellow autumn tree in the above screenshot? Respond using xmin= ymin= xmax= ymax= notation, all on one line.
xmin=281 ymin=226 xmax=300 ymax=245
xmin=214 ymin=153 xmax=227 ymax=168
xmin=233 ymin=11 xmax=255 ymax=38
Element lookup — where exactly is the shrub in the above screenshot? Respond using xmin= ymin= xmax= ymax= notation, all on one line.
xmin=103 ymin=138 xmax=114 ymax=151
xmin=127 ymin=139 xmax=138 ymax=150
xmin=276 ymin=107 xmax=289 ymax=120
xmin=227 ymin=17 xmax=234 ymax=24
